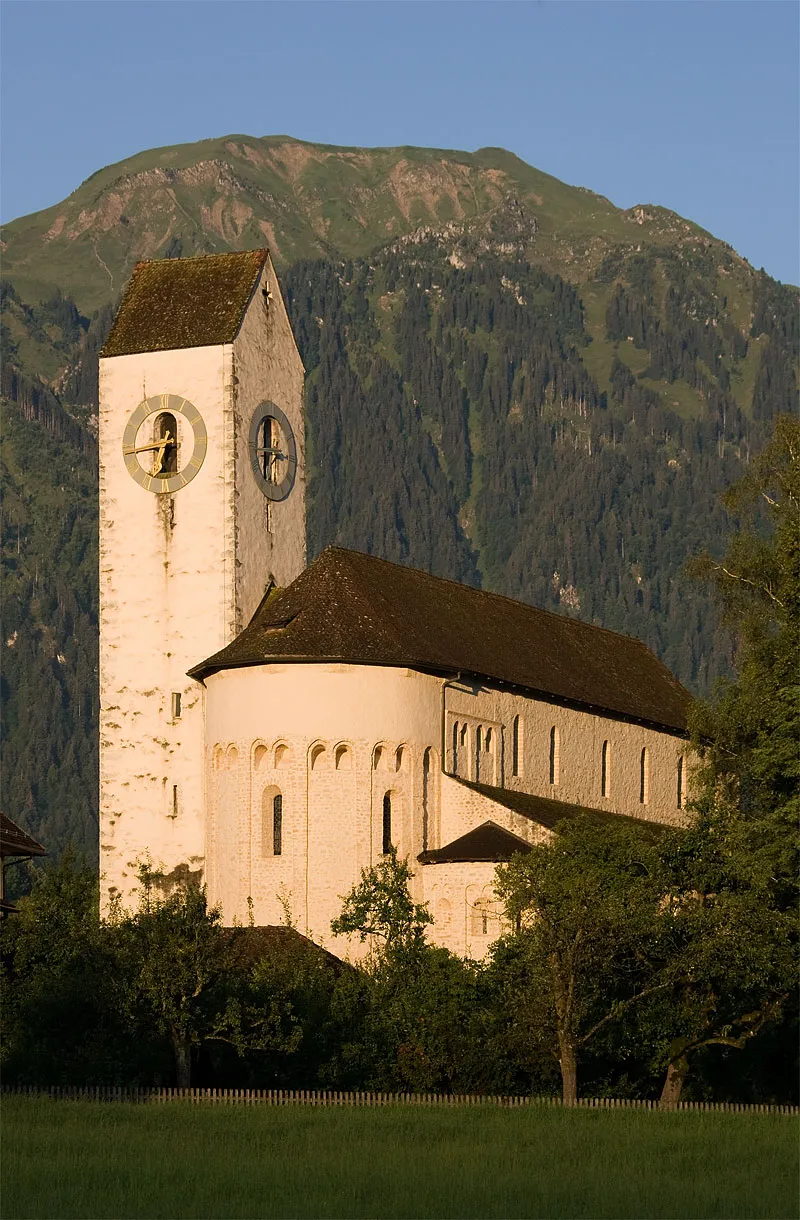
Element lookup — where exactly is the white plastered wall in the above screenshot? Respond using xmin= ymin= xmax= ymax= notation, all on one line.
xmin=98 ymin=259 xmax=306 ymax=908
xmin=99 ymin=342 xmax=233 ymax=906
xmin=231 ymin=253 xmax=306 ymax=628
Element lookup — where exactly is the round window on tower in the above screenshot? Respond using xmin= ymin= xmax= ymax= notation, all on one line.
xmin=248 ymin=402 xmax=297 ymax=501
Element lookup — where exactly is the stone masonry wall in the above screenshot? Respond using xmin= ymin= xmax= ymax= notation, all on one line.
xmin=201 ymin=663 xmax=692 ymax=960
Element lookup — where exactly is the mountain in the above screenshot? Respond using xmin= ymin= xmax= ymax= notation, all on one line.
xmin=1 ymin=135 xmax=797 ymax=861
xmin=1 ymin=135 xmax=725 ymax=309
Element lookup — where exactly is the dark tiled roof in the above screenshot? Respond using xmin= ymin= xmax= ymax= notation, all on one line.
xmin=456 ymin=780 xmax=667 ymax=835
xmin=101 ymin=250 xmax=268 ymax=357
xmin=0 ymin=813 xmax=46 ymax=859
xmin=419 ymin=821 xmax=533 ymax=865
xmin=191 ymin=548 xmax=690 ymax=733
xmin=221 ymin=924 xmax=349 ymax=973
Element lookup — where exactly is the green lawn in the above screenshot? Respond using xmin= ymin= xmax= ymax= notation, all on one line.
xmin=2 ymin=1097 xmax=797 ymax=1220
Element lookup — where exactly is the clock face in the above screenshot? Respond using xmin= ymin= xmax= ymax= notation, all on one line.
xmin=249 ymin=402 xmax=297 ymax=502
xmin=122 ymin=394 xmax=207 ymax=494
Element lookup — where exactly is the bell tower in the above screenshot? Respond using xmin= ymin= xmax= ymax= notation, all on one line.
xmin=98 ymin=250 xmax=305 ymax=908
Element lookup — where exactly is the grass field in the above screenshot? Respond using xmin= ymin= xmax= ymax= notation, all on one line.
xmin=2 ymin=1097 xmax=797 ymax=1220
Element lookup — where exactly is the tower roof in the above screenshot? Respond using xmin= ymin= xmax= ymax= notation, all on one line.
xmin=190 ymin=547 xmax=691 ymax=734
xmin=101 ymin=249 xmax=268 ymax=357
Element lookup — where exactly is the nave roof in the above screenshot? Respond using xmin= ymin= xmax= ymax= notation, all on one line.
xmin=190 ymin=547 xmax=691 ymax=734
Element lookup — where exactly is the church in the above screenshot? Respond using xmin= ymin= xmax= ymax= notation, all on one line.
xmin=98 ymin=249 xmax=692 ymax=959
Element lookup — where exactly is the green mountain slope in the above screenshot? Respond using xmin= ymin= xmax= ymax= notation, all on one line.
xmin=0 ymin=136 xmax=797 ymax=860
xmin=1 ymin=134 xmax=743 ymax=311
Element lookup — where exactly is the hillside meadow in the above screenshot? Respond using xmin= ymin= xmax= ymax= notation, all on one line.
xmin=2 ymin=1096 xmax=797 ymax=1220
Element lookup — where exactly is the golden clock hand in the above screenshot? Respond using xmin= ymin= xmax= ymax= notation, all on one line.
xmin=124 ymin=436 xmax=176 ymax=456
xmin=151 ymin=438 xmax=170 ymax=476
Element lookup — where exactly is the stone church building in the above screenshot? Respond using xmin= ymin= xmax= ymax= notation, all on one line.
xmin=99 ymin=249 xmax=692 ymax=960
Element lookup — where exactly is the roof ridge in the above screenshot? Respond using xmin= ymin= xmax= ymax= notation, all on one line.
xmin=134 ymin=248 xmax=268 ymax=269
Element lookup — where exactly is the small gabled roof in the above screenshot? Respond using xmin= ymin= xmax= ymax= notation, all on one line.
xmin=0 ymin=813 xmax=46 ymax=859
xmin=190 ymin=547 xmax=690 ymax=733
xmin=419 ymin=821 xmax=533 ymax=865
xmin=101 ymin=249 xmax=268 ymax=357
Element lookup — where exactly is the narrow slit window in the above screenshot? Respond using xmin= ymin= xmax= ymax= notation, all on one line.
xmin=512 ymin=715 xmax=521 ymax=777
xmin=601 ymin=740 xmax=610 ymax=798
xmin=422 ymin=747 xmax=432 ymax=853
xmin=549 ymin=726 xmax=560 ymax=786
xmin=475 ymin=727 xmax=482 ymax=782
xmin=171 ymin=692 xmax=182 ymax=720
xmin=382 ymin=792 xmax=392 ymax=855
xmin=677 ymin=756 xmax=684 ymax=809
xmin=640 ymin=748 xmax=650 ymax=805
xmin=172 ymin=784 xmax=178 ymax=818
xmin=273 ymin=793 xmax=283 ymax=856
xmin=452 ymin=721 xmax=459 ymax=774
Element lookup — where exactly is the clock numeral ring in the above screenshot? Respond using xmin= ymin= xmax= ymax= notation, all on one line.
xmin=249 ymin=402 xmax=297 ymax=502
xmin=122 ymin=395 xmax=207 ymax=494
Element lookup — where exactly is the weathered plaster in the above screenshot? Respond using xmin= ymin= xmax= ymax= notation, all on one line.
xmin=98 ymin=260 xmax=305 ymax=908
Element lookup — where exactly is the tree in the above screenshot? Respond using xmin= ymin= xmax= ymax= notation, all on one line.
xmin=0 ymin=856 xmax=141 ymax=1085
xmin=652 ymin=414 xmax=800 ymax=1102
xmin=493 ymin=818 xmax=669 ymax=1104
xmin=116 ymin=867 xmax=237 ymax=1087
xmin=688 ymin=413 xmax=799 ymax=903
xmin=332 ymin=850 xmax=494 ymax=1092
xmin=331 ymin=849 xmax=432 ymax=959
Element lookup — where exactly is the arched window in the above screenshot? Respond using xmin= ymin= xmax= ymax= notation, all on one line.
xmin=601 ymin=740 xmax=610 ymax=798
xmin=261 ymin=787 xmax=283 ymax=856
xmin=382 ymin=792 xmax=392 ymax=855
xmin=459 ymin=723 xmax=468 ymax=778
xmin=335 ymin=744 xmax=352 ymax=771
xmin=274 ymin=743 xmax=289 ymax=768
xmin=395 ymin=745 xmax=406 ymax=772
xmin=438 ymin=897 xmax=452 ymax=929
xmin=310 ymin=743 xmax=326 ymax=771
xmin=226 ymin=745 xmax=239 ymax=770
xmin=212 ymin=746 xmax=223 ymax=770
xmin=512 ymin=715 xmax=522 ymax=777
xmin=253 ymin=744 xmax=269 ymax=772
xmin=640 ymin=747 xmax=650 ymax=805
xmin=549 ymin=726 xmax=560 ymax=786
xmin=471 ymin=900 xmax=492 ymax=937
xmin=677 ymin=755 xmax=684 ymax=809
xmin=475 ymin=727 xmax=482 ymax=782
xmin=154 ymin=412 xmax=178 ymax=475
xmin=373 ymin=745 xmax=384 ymax=771
xmin=272 ymin=793 xmax=283 ymax=855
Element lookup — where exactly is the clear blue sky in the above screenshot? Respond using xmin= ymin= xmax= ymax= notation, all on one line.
xmin=1 ymin=0 xmax=798 ymax=282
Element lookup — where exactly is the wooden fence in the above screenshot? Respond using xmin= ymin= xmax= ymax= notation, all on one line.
xmin=2 ymin=1085 xmax=796 ymax=1115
